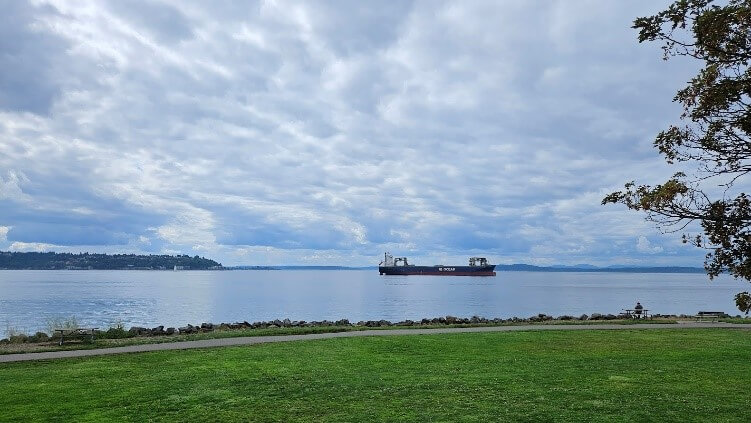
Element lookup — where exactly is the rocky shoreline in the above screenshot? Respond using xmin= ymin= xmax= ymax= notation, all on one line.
xmin=2 ymin=312 xmax=737 ymax=344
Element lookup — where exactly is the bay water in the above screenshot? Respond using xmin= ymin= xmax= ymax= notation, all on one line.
xmin=0 ymin=270 xmax=745 ymax=336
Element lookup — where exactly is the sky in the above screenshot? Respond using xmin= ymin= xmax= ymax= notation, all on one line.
xmin=0 ymin=0 xmax=715 ymax=266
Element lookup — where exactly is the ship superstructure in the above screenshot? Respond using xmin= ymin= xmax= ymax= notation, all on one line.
xmin=378 ymin=253 xmax=496 ymax=276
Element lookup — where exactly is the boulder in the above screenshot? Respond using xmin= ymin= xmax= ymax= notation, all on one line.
xmin=178 ymin=325 xmax=196 ymax=334
xmin=282 ymin=318 xmax=292 ymax=327
xmin=165 ymin=327 xmax=176 ymax=335
xmin=335 ymin=319 xmax=350 ymax=326
xmin=129 ymin=326 xmax=149 ymax=336
xmin=578 ymin=314 xmax=588 ymax=321
xmin=589 ymin=313 xmax=603 ymax=320
xmin=200 ymin=323 xmax=214 ymax=332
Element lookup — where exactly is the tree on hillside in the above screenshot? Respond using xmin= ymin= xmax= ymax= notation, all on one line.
xmin=602 ymin=0 xmax=751 ymax=313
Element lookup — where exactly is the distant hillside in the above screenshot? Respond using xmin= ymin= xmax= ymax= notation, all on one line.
xmin=0 ymin=251 xmax=222 ymax=270
xmin=496 ymin=264 xmax=705 ymax=273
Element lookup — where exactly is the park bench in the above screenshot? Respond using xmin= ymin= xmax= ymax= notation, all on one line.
xmin=54 ymin=328 xmax=98 ymax=346
xmin=694 ymin=311 xmax=723 ymax=322
xmin=621 ymin=308 xmax=651 ymax=319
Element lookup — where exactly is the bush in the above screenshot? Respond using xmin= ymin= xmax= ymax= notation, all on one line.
xmin=45 ymin=316 xmax=79 ymax=335
xmin=28 ymin=332 xmax=50 ymax=343
xmin=9 ymin=334 xmax=29 ymax=344
xmin=98 ymin=321 xmax=132 ymax=339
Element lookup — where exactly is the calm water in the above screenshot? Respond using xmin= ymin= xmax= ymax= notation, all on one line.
xmin=0 ymin=270 xmax=745 ymax=335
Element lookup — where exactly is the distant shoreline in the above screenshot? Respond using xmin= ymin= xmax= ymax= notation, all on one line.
xmin=0 ymin=266 xmax=707 ymax=274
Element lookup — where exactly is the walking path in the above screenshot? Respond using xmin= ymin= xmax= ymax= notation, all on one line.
xmin=1 ymin=322 xmax=747 ymax=363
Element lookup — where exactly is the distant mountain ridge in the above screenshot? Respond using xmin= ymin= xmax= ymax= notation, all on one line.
xmin=496 ymin=264 xmax=705 ymax=273
xmin=229 ymin=264 xmax=706 ymax=273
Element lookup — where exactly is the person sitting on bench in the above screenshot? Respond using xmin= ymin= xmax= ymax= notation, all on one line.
xmin=634 ymin=301 xmax=643 ymax=318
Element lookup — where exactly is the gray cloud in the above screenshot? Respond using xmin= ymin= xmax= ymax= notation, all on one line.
xmin=0 ymin=2 xmax=68 ymax=114
xmin=0 ymin=0 xmax=709 ymax=265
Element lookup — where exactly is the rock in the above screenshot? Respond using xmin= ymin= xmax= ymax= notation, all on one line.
xmin=578 ymin=314 xmax=588 ymax=320
xmin=151 ymin=325 xmax=165 ymax=336
xmin=217 ymin=323 xmax=231 ymax=331
xmin=165 ymin=327 xmax=176 ymax=335
xmin=558 ymin=315 xmax=573 ymax=321
xmin=589 ymin=313 xmax=603 ymax=320
xmin=200 ymin=323 xmax=214 ymax=332
xmin=335 ymin=319 xmax=350 ymax=326
xmin=604 ymin=314 xmax=617 ymax=320
xmin=178 ymin=325 xmax=196 ymax=334
xmin=282 ymin=318 xmax=292 ymax=327
xmin=129 ymin=326 xmax=149 ymax=336
xmin=445 ymin=316 xmax=457 ymax=324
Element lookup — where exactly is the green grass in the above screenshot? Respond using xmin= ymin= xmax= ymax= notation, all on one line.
xmin=0 ymin=319 xmax=680 ymax=355
xmin=1 ymin=329 xmax=749 ymax=422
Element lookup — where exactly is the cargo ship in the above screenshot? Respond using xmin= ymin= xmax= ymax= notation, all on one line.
xmin=378 ymin=253 xmax=496 ymax=276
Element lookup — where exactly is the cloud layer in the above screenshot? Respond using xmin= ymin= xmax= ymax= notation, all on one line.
xmin=0 ymin=0 xmax=709 ymax=265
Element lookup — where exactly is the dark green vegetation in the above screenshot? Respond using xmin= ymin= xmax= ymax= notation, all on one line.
xmin=1 ymin=329 xmax=749 ymax=421
xmin=0 ymin=251 xmax=221 ymax=270
xmin=603 ymin=0 xmax=751 ymax=313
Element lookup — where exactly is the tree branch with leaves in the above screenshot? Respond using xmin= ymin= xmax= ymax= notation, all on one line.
xmin=603 ymin=0 xmax=751 ymax=313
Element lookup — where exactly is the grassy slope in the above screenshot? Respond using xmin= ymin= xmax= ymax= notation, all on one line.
xmin=1 ymin=329 xmax=749 ymax=422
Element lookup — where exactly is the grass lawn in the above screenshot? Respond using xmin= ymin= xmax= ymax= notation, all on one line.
xmin=1 ymin=329 xmax=749 ymax=422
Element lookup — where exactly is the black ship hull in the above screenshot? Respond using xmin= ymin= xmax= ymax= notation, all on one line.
xmin=379 ymin=265 xmax=496 ymax=276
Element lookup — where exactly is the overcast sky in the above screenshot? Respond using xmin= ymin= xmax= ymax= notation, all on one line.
xmin=0 ymin=0 xmax=713 ymax=266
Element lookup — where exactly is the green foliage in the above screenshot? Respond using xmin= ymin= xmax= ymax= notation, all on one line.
xmin=45 ymin=316 xmax=78 ymax=336
xmin=0 ymin=251 xmax=222 ymax=270
xmin=0 ymin=330 xmax=748 ymax=421
xmin=735 ymin=291 xmax=751 ymax=313
xmin=100 ymin=321 xmax=131 ymax=340
xmin=604 ymin=0 xmax=751 ymax=310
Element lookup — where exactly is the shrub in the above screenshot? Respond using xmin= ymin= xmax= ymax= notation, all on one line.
xmin=46 ymin=316 xmax=79 ymax=338
xmin=28 ymin=332 xmax=50 ymax=343
xmin=9 ymin=334 xmax=29 ymax=344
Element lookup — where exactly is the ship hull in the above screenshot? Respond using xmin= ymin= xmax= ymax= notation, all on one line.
xmin=379 ymin=265 xmax=496 ymax=276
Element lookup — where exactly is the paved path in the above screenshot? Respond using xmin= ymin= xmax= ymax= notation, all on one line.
xmin=1 ymin=322 xmax=747 ymax=363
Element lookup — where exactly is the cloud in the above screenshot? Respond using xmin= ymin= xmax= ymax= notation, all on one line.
xmin=0 ymin=0 xmax=708 ymax=265
xmin=9 ymin=241 xmax=57 ymax=252
xmin=636 ymin=236 xmax=664 ymax=254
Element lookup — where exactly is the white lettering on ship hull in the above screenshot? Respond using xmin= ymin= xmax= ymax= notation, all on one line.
xmin=439 ymin=268 xmax=456 ymax=271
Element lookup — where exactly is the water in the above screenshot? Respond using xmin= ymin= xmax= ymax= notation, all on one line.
xmin=0 ymin=270 xmax=745 ymax=335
